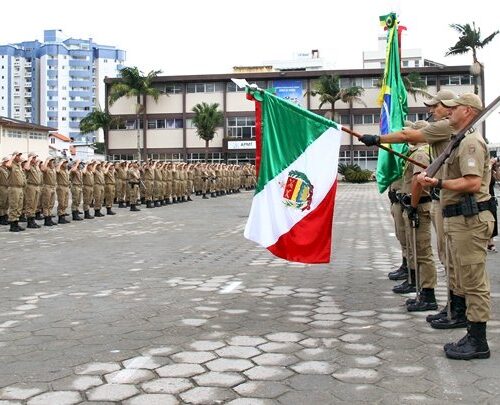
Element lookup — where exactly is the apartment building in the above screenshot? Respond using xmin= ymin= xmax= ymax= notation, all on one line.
xmin=0 ymin=30 xmax=125 ymax=143
xmin=105 ymin=66 xmax=480 ymax=168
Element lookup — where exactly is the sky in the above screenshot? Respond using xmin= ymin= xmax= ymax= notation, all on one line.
xmin=2 ymin=0 xmax=499 ymax=142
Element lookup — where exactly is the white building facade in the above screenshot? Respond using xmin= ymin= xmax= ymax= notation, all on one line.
xmin=105 ymin=66 xmax=480 ymax=170
xmin=0 ymin=116 xmax=55 ymax=160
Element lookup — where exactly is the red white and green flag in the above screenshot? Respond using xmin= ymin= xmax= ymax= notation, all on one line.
xmin=244 ymin=89 xmax=342 ymax=264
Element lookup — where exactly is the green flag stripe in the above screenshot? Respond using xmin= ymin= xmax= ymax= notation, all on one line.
xmin=256 ymin=92 xmax=337 ymax=193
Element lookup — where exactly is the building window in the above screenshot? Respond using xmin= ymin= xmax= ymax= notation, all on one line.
xmin=147 ymin=119 xmax=183 ymax=129
xmin=227 ymin=116 xmax=255 ymax=139
xmin=227 ymin=80 xmax=266 ymax=92
xmin=186 ymin=82 xmax=224 ymax=93
xmin=50 ymin=138 xmax=55 ymax=144
xmin=353 ymin=114 xmax=380 ymax=125
xmin=165 ymin=83 xmax=182 ymax=94
xmin=402 ymin=60 xmax=409 ymax=67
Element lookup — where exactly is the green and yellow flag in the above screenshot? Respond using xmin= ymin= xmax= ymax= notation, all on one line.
xmin=376 ymin=13 xmax=408 ymax=193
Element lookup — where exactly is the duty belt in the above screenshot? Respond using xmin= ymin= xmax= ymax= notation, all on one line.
xmin=417 ymin=196 xmax=432 ymax=204
xmin=442 ymin=198 xmax=496 ymax=218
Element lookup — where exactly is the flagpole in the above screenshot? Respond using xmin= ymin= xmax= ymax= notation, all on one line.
xmin=340 ymin=126 xmax=426 ymax=169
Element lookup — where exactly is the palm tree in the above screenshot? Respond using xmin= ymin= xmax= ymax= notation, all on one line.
xmin=446 ymin=22 xmax=499 ymax=94
xmin=309 ymin=75 xmax=365 ymax=120
xmin=108 ymin=67 xmax=162 ymax=160
xmin=192 ymin=102 xmax=224 ymax=163
xmin=80 ymin=107 xmax=121 ymax=157
xmin=403 ymin=72 xmax=432 ymax=102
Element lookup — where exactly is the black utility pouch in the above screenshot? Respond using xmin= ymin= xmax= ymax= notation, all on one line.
xmin=460 ymin=194 xmax=479 ymax=217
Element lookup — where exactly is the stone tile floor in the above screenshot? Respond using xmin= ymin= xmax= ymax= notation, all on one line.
xmin=0 ymin=183 xmax=499 ymax=404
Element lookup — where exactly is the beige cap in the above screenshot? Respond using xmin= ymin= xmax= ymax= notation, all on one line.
xmin=2 ymin=156 xmax=9 ymax=163
xmin=47 ymin=156 xmax=55 ymax=161
xmin=11 ymin=151 xmax=22 ymax=156
xmin=423 ymin=90 xmax=458 ymax=107
xmin=28 ymin=152 xmax=38 ymax=158
xmin=441 ymin=93 xmax=483 ymax=111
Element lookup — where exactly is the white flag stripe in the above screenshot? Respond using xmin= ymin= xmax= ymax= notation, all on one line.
xmin=244 ymin=127 xmax=341 ymax=247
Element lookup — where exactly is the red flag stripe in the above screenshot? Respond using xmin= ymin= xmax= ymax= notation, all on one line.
xmin=267 ymin=181 xmax=338 ymax=264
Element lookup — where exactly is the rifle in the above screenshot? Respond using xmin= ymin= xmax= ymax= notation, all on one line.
xmin=425 ymin=95 xmax=500 ymax=178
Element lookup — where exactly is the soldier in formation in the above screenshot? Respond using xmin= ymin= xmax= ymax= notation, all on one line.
xmin=0 ymin=157 xmax=256 ymax=232
xmin=360 ymin=92 xmax=496 ymax=360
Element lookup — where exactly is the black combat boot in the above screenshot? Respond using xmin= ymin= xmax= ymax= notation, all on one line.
xmin=388 ymin=258 xmax=408 ymax=280
xmin=27 ymin=217 xmax=41 ymax=229
xmin=18 ymin=214 xmax=27 ymax=222
xmin=445 ymin=322 xmax=490 ymax=360
xmin=44 ymin=217 xmax=53 ymax=227
xmin=72 ymin=211 xmax=83 ymax=221
xmin=187 ymin=196 xmax=193 ymax=201
xmin=94 ymin=209 xmax=104 ymax=217
xmin=407 ymin=288 xmax=438 ymax=312
xmin=84 ymin=210 xmax=94 ymax=219
xmin=146 ymin=201 xmax=153 ymax=208
xmin=160 ymin=199 xmax=166 ymax=206
xmin=9 ymin=221 xmax=25 ymax=232
xmin=118 ymin=201 xmax=126 ymax=208
xmin=130 ymin=204 xmax=141 ymax=212
xmin=49 ymin=216 xmax=58 ymax=225
xmin=155 ymin=200 xmax=161 ymax=207
xmin=58 ymin=215 xmax=70 ymax=224
xmin=431 ymin=294 xmax=467 ymax=329
xmin=0 ymin=215 xmax=9 ymax=225
xmin=202 ymin=194 xmax=209 ymax=199
xmin=426 ymin=305 xmax=448 ymax=323
xmin=172 ymin=197 xmax=178 ymax=203
xmin=106 ymin=207 xmax=116 ymax=215
xmin=211 ymin=192 xmax=217 ymax=198
xmin=35 ymin=211 xmax=44 ymax=220
xmin=140 ymin=197 xmax=146 ymax=205
xmin=126 ymin=201 xmax=130 ymax=207
xmin=392 ymin=269 xmax=416 ymax=294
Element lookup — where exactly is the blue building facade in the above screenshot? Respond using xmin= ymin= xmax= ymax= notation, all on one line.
xmin=0 ymin=30 xmax=125 ymax=142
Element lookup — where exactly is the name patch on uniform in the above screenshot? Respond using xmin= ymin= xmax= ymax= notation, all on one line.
xmin=468 ymin=158 xmax=476 ymax=167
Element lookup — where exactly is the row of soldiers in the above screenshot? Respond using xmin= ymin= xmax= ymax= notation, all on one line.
xmin=0 ymin=155 xmax=256 ymax=232
xmin=360 ymin=91 xmax=496 ymax=361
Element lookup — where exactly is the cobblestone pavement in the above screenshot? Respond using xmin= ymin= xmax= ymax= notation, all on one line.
xmin=1 ymin=183 xmax=499 ymax=404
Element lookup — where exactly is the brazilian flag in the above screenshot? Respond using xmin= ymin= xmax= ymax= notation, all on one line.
xmin=376 ymin=13 xmax=408 ymax=193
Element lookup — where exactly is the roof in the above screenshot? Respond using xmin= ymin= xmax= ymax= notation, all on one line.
xmin=0 ymin=116 xmax=57 ymax=132
xmin=49 ymin=132 xmax=71 ymax=142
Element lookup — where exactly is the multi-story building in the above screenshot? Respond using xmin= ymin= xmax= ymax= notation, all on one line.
xmin=105 ymin=65 xmax=480 ymax=169
xmin=0 ymin=30 xmax=125 ymax=143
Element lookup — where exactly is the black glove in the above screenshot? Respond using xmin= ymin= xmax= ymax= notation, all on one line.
xmin=407 ymin=206 xmax=419 ymax=228
xmin=359 ymin=134 xmax=380 ymax=146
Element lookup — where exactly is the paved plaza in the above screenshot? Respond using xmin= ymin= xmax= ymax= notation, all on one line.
xmin=0 ymin=183 xmax=499 ymax=404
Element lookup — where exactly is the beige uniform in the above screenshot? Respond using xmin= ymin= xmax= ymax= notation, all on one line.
xmin=93 ymin=169 xmax=105 ymax=210
xmin=56 ymin=168 xmax=70 ymax=216
xmin=389 ymin=178 xmax=407 ymax=261
xmin=422 ymin=119 xmax=454 ymax=265
xmin=115 ymin=166 xmax=127 ymax=203
xmin=8 ymin=162 xmax=26 ymax=222
xmin=41 ymin=168 xmax=57 ymax=218
xmin=441 ymin=129 xmax=494 ymax=322
xmin=127 ymin=168 xmax=141 ymax=204
xmin=0 ymin=166 xmax=10 ymax=218
xmin=24 ymin=165 xmax=43 ymax=218
xmin=144 ymin=166 xmax=154 ymax=202
xmin=82 ymin=170 xmax=94 ymax=211
xmin=401 ymin=145 xmax=436 ymax=289
xmin=104 ymin=170 xmax=116 ymax=208
xmin=70 ymin=169 xmax=83 ymax=212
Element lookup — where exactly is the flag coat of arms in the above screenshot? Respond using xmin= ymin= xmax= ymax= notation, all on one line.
xmin=244 ymin=90 xmax=342 ymax=264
